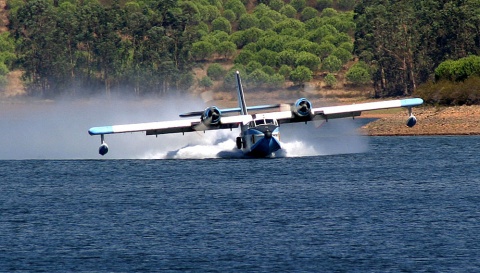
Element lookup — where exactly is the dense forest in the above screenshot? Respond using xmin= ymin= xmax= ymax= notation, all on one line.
xmin=0 ymin=0 xmax=479 ymax=104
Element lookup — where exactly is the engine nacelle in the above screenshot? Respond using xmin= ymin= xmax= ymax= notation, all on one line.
xmin=99 ymin=143 xmax=109 ymax=156
xmin=406 ymin=115 xmax=417 ymax=127
xmin=293 ymin=98 xmax=312 ymax=117
xmin=201 ymin=106 xmax=222 ymax=126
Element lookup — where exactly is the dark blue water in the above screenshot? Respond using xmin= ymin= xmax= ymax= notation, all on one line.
xmin=1 ymin=136 xmax=479 ymax=272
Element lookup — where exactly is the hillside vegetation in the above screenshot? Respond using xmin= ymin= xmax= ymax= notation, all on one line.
xmin=0 ymin=0 xmax=479 ymax=104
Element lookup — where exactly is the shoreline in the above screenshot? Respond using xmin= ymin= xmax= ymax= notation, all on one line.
xmin=360 ymin=105 xmax=480 ymax=136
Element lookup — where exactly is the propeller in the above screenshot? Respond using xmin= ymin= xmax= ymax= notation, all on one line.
xmin=293 ymin=98 xmax=312 ymax=117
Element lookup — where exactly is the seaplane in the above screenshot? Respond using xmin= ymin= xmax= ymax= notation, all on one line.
xmin=89 ymin=71 xmax=423 ymax=157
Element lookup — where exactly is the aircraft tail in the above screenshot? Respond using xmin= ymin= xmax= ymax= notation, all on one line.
xmin=235 ymin=71 xmax=248 ymax=115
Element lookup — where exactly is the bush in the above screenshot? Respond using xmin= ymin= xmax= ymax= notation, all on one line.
xmin=346 ymin=65 xmax=370 ymax=85
xmin=207 ymin=63 xmax=226 ymax=80
xmin=268 ymin=73 xmax=285 ymax=88
xmin=199 ymin=76 xmax=214 ymax=88
xmin=414 ymin=77 xmax=480 ymax=105
xmin=324 ymin=73 xmax=337 ymax=87
xmin=435 ymin=55 xmax=480 ymax=81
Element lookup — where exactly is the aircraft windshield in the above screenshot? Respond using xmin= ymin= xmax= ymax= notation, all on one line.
xmin=253 ymin=119 xmax=276 ymax=126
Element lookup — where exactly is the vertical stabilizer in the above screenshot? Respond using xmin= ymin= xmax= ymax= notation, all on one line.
xmin=235 ymin=71 xmax=248 ymax=115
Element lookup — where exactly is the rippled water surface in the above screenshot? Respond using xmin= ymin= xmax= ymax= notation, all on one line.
xmin=1 ymin=136 xmax=479 ymax=272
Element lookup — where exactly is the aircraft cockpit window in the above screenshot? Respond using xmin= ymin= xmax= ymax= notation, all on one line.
xmin=265 ymin=119 xmax=274 ymax=125
xmin=253 ymin=119 xmax=277 ymax=126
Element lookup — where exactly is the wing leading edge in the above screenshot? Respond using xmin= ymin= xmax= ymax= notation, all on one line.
xmin=88 ymin=115 xmax=253 ymax=136
xmin=266 ymin=98 xmax=423 ymax=124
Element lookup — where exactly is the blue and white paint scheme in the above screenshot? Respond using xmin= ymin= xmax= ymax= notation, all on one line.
xmin=89 ymin=71 xmax=423 ymax=157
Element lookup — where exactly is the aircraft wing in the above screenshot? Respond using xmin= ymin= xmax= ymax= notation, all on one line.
xmin=88 ymin=115 xmax=253 ymax=136
xmin=313 ymin=98 xmax=423 ymax=120
xmin=270 ymin=98 xmax=423 ymax=124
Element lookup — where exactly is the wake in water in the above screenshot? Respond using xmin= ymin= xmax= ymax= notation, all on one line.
xmin=140 ymin=119 xmax=368 ymax=159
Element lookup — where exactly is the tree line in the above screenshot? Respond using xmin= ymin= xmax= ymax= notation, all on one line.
xmin=354 ymin=0 xmax=480 ymax=98
xmin=1 ymin=0 xmax=480 ymax=102
xmin=1 ymin=0 xmax=367 ymax=97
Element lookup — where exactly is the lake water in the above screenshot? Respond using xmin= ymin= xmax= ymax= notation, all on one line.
xmin=1 ymin=136 xmax=479 ymax=272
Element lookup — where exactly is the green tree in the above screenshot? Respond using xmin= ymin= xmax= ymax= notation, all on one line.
xmin=322 ymin=55 xmax=342 ymax=72
xmin=331 ymin=47 xmax=352 ymax=64
xmin=212 ymin=17 xmax=232 ymax=33
xmin=216 ymin=41 xmax=237 ymax=59
xmin=277 ymin=49 xmax=297 ymax=66
xmin=0 ymin=33 xmax=16 ymax=89
xmin=290 ymin=0 xmax=306 ymax=12
xmin=234 ymin=49 xmax=255 ymax=65
xmin=316 ymin=0 xmax=332 ymax=11
xmin=223 ymin=9 xmax=236 ymax=22
xmin=268 ymin=73 xmax=285 ymax=87
xmin=290 ymin=65 xmax=312 ymax=86
xmin=279 ymin=4 xmax=296 ymax=18
xmin=254 ymin=48 xmax=278 ymax=67
xmin=191 ymin=41 xmax=215 ymax=60
xmin=295 ymin=51 xmax=321 ymax=71
xmin=337 ymin=0 xmax=355 ymax=11
xmin=246 ymin=61 xmax=262 ymax=74
xmin=268 ymin=0 xmax=284 ymax=11
xmin=301 ymin=7 xmax=318 ymax=22
xmin=238 ymin=13 xmax=259 ymax=30
xmin=224 ymin=0 xmax=247 ymax=18
xmin=258 ymin=16 xmax=276 ymax=30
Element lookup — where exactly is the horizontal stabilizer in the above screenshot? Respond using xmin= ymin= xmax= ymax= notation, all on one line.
xmin=179 ymin=104 xmax=280 ymax=117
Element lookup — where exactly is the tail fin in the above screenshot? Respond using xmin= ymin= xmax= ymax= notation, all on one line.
xmin=235 ymin=71 xmax=248 ymax=115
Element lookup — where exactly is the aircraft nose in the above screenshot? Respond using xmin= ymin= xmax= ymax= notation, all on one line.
xmin=264 ymin=130 xmax=272 ymax=139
